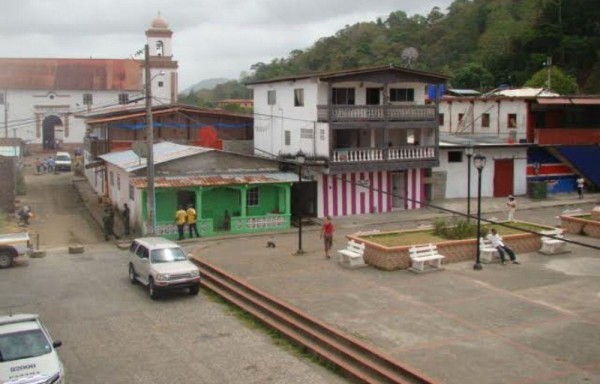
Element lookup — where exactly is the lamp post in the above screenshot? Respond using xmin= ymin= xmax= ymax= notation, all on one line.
xmin=295 ymin=150 xmax=306 ymax=255
xmin=473 ymin=153 xmax=487 ymax=270
xmin=465 ymin=143 xmax=474 ymax=222
xmin=144 ymin=44 xmax=165 ymax=236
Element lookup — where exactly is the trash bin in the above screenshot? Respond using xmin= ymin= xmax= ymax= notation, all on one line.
xmin=527 ymin=181 xmax=547 ymax=199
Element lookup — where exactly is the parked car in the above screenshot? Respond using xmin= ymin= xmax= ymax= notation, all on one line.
xmin=0 ymin=233 xmax=32 ymax=269
xmin=53 ymin=152 xmax=71 ymax=172
xmin=128 ymin=237 xmax=200 ymax=300
xmin=0 ymin=313 xmax=64 ymax=383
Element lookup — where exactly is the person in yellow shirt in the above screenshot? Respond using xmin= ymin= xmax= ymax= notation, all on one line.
xmin=186 ymin=204 xmax=200 ymax=238
xmin=175 ymin=205 xmax=187 ymax=240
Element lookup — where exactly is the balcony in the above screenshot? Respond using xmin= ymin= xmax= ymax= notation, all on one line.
xmin=332 ymin=145 xmax=435 ymax=163
xmin=317 ymin=105 xmax=436 ymax=123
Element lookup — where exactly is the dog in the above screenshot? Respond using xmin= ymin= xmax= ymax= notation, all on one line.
xmin=266 ymin=241 xmax=276 ymax=248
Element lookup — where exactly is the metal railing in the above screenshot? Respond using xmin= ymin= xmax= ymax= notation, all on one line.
xmin=331 ymin=146 xmax=435 ymax=163
xmin=317 ymin=105 xmax=436 ymax=122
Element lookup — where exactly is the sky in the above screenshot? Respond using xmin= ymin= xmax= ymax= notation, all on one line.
xmin=1 ymin=0 xmax=453 ymax=91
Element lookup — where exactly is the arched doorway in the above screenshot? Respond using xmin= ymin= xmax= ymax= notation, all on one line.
xmin=42 ymin=115 xmax=62 ymax=150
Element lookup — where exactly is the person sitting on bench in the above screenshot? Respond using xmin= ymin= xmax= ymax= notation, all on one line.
xmin=486 ymin=228 xmax=520 ymax=265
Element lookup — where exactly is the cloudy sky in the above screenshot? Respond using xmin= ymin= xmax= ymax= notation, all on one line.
xmin=1 ymin=0 xmax=453 ymax=90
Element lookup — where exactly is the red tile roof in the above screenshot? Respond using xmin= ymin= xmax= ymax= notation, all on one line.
xmin=0 ymin=58 xmax=143 ymax=91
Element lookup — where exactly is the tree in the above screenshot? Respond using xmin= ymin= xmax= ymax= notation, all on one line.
xmin=524 ymin=66 xmax=578 ymax=94
xmin=452 ymin=63 xmax=494 ymax=90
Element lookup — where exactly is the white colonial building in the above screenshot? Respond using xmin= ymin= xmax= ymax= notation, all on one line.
xmin=0 ymin=14 xmax=178 ymax=151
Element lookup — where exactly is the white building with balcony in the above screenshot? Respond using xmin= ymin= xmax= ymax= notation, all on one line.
xmin=247 ymin=65 xmax=448 ymax=218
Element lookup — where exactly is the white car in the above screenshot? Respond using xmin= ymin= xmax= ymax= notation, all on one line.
xmin=128 ymin=237 xmax=200 ymax=300
xmin=0 ymin=314 xmax=64 ymax=384
xmin=53 ymin=152 xmax=71 ymax=172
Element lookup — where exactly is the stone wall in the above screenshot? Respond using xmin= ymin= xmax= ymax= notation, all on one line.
xmin=560 ymin=215 xmax=600 ymax=238
xmin=354 ymin=232 xmax=543 ymax=271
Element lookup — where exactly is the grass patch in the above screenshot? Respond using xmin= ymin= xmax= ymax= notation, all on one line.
xmin=203 ymin=289 xmax=343 ymax=375
xmin=362 ymin=221 xmax=550 ymax=247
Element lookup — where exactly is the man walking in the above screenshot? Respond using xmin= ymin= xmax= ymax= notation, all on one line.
xmin=320 ymin=216 xmax=335 ymax=259
xmin=186 ymin=204 xmax=200 ymax=238
xmin=576 ymin=177 xmax=585 ymax=199
xmin=175 ymin=205 xmax=187 ymax=240
xmin=122 ymin=203 xmax=131 ymax=237
xmin=486 ymin=228 xmax=520 ymax=265
xmin=506 ymin=195 xmax=516 ymax=221
xmin=103 ymin=207 xmax=120 ymax=241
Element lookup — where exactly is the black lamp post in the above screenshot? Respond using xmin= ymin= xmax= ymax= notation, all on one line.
xmin=295 ymin=150 xmax=306 ymax=255
xmin=473 ymin=153 xmax=487 ymax=271
xmin=465 ymin=144 xmax=474 ymax=223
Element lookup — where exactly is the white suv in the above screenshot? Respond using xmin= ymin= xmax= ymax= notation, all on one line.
xmin=53 ymin=152 xmax=71 ymax=172
xmin=0 ymin=314 xmax=64 ymax=384
xmin=128 ymin=237 xmax=200 ymax=300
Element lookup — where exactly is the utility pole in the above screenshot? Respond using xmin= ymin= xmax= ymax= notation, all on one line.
xmin=145 ymin=44 xmax=157 ymax=235
xmin=546 ymin=56 xmax=552 ymax=91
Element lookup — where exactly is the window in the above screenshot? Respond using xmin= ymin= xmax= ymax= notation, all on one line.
xmin=129 ymin=185 xmax=135 ymax=200
xmin=284 ymin=130 xmax=291 ymax=145
xmin=267 ymin=90 xmax=276 ymax=105
xmin=481 ymin=113 xmax=490 ymax=128
xmin=332 ymin=88 xmax=355 ymax=105
xmin=508 ymin=113 xmax=517 ymax=128
xmin=118 ymin=93 xmax=129 ymax=105
xmin=294 ymin=88 xmax=304 ymax=107
xmin=458 ymin=113 xmax=464 ymax=123
xmin=448 ymin=151 xmax=463 ymax=163
xmin=156 ymin=40 xmax=164 ymax=56
xmin=117 ymin=175 xmax=121 ymax=191
xmin=109 ymin=171 xmax=114 ymax=186
xmin=438 ymin=113 xmax=445 ymax=126
xmin=389 ymin=88 xmax=414 ymax=102
xmin=247 ymin=187 xmax=259 ymax=206
xmin=158 ymin=81 xmax=164 ymax=88
xmin=83 ymin=93 xmax=93 ymax=105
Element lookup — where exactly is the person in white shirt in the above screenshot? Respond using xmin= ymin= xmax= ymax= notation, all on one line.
xmin=506 ymin=195 xmax=516 ymax=221
xmin=576 ymin=177 xmax=585 ymax=199
xmin=486 ymin=228 xmax=520 ymax=265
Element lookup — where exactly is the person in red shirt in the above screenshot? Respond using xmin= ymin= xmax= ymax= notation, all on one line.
xmin=320 ymin=216 xmax=335 ymax=259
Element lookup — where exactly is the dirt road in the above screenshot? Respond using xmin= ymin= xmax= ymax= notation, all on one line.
xmin=20 ymin=166 xmax=103 ymax=247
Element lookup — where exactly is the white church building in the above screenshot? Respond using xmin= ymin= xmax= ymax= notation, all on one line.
xmin=0 ymin=14 xmax=178 ymax=152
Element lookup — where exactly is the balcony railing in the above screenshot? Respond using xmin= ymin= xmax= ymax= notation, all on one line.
xmin=332 ymin=146 xmax=435 ymax=163
xmin=317 ymin=105 xmax=436 ymax=122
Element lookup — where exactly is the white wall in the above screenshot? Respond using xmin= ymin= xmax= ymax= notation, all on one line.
xmin=435 ymin=147 xmax=527 ymax=198
xmin=439 ymin=98 xmax=528 ymax=142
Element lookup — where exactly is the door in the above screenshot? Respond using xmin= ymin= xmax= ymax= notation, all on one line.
xmin=366 ymin=88 xmax=381 ymax=105
xmin=135 ymin=245 xmax=151 ymax=284
xmin=494 ymin=159 xmax=514 ymax=197
xmin=391 ymin=172 xmax=405 ymax=209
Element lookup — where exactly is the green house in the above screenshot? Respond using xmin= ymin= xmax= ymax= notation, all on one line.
xmin=100 ymin=142 xmax=294 ymax=239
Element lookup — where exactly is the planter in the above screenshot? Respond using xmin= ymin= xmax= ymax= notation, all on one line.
xmin=348 ymin=225 xmax=549 ymax=271
xmin=560 ymin=214 xmax=600 ymax=238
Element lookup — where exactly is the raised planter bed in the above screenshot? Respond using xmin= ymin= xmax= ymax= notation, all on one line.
xmin=348 ymin=222 xmax=553 ymax=271
xmin=560 ymin=211 xmax=600 ymax=238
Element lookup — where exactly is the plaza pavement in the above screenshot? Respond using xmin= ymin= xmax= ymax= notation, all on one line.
xmin=73 ymin=177 xmax=600 ymax=384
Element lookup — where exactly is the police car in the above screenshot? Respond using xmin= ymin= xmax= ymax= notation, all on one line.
xmin=0 ymin=314 xmax=64 ymax=383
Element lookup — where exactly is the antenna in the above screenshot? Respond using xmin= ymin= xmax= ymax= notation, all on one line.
xmin=401 ymin=47 xmax=419 ymax=68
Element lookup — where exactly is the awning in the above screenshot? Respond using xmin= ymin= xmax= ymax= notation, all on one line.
xmin=536 ymin=98 xmax=572 ymax=105
xmin=571 ymin=98 xmax=600 ymax=105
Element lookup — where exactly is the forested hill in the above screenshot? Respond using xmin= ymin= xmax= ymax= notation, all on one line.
xmin=246 ymin=0 xmax=599 ymax=94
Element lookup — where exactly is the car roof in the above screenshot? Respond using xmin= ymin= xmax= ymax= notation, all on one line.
xmin=0 ymin=313 xmax=40 ymax=328
xmin=55 ymin=151 xmax=70 ymax=157
xmin=133 ymin=237 xmax=180 ymax=249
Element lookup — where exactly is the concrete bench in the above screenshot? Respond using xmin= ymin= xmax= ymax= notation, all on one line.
xmin=480 ymin=237 xmax=500 ymax=263
xmin=409 ymin=244 xmax=445 ymax=273
xmin=539 ymin=229 xmax=569 ymax=255
xmin=338 ymin=240 xmax=367 ymax=269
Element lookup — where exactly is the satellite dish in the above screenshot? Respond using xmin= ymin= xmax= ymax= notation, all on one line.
xmin=132 ymin=141 xmax=148 ymax=158
xmin=401 ymin=47 xmax=419 ymax=68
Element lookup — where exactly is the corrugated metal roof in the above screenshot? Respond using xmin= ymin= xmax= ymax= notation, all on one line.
xmin=100 ymin=142 xmax=212 ymax=172
xmin=0 ymin=58 xmax=142 ymax=91
xmin=130 ymin=172 xmax=299 ymax=188
xmin=489 ymin=88 xmax=559 ymax=98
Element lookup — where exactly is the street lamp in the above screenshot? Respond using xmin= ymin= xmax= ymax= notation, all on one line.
xmin=144 ymin=42 xmax=165 ymax=236
xmin=465 ymin=143 xmax=474 ymax=223
xmin=473 ymin=153 xmax=487 ymax=271
xmin=295 ymin=150 xmax=306 ymax=255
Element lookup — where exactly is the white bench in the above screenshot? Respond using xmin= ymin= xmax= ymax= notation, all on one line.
xmin=338 ymin=240 xmax=367 ymax=269
xmin=480 ymin=237 xmax=500 ymax=263
xmin=409 ymin=244 xmax=445 ymax=273
xmin=539 ymin=229 xmax=569 ymax=255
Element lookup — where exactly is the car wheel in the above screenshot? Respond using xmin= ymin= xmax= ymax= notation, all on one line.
xmin=128 ymin=264 xmax=137 ymax=284
xmin=189 ymin=284 xmax=200 ymax=296
xmin=148 ymin=277 xmax=159 ymax=300
xmin=0 ymin=252 xmax=13 ymax=269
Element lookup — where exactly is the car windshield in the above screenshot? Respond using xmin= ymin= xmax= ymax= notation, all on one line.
xmin=55 ymin=156 xmax=70 ymax=161
xmin=150 ymin=247 xmax=187 ymax=263
xmin=0 ymin=329 xmax=52 ymax=362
